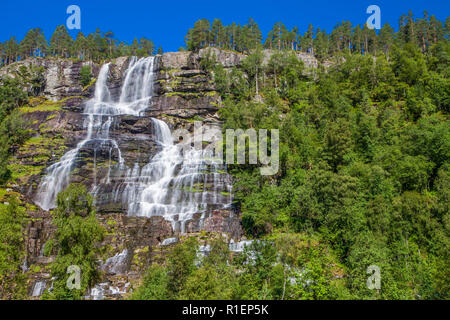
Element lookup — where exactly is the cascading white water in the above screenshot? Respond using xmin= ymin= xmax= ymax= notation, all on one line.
xmin=34 ymin=63 xmax=114 ymax=210
xmin=32 ymin=280 xmax=46 ymax=297
xmin=100 ymin=249 xmax=129 ymax=275
xmin=35 ymin=58 xmax=155 ymax=210
xmin=118 ymin=118 xmax=231 ymax=232
xmin=35 ymin=56 xmax=232 ymax=232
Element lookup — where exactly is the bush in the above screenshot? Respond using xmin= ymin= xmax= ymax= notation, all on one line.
xmin=79 ymin=65 xmax=92 ymax=87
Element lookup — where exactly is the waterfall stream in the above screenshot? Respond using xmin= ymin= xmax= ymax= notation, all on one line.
xmin=34 ymin=56 xmax=232 ymax=231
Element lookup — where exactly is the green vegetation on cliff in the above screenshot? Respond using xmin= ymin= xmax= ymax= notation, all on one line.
xmin=185 ymin=12 xmax=449 ymax=58
xmin=0 ymin=78 xmax=31 ymax=183
xmin=213 ymin=33 xmax=449 ymax=299
xmin=132 ymin=234 xmax=345 ymax=300
xmin=0 ymin=197 xmax=27 ymax=299
xmin=43 ymin=184 xmax=105 ymax=300
xmin=0 ymin=9 xmax=448 ymax=301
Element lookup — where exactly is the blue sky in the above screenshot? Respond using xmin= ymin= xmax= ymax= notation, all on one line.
xmin=1 ymin=0 xmax=449 ymax=52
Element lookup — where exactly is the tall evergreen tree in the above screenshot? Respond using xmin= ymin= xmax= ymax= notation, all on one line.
xmin=50 ymin=25 xmax=72 ymax=57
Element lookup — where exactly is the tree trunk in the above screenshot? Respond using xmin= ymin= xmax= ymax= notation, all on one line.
xmin=255 ymin=69 xmax=259 ymax=95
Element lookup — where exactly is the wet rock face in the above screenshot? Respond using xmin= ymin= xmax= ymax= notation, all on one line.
xmin=26 ymin=213 xmax=56 ymax=265
xmin=15 ymin=52 xmax=242 ymax=234
xmin=150 ymin=56 xmax=221 ymax=120
xmin=70 ymin=115 xmax=160 ymax=194
xmin=185 ymin=209 xmax=243 ymax=240
xmin=3 ymin=51 xmax=247 ymax=299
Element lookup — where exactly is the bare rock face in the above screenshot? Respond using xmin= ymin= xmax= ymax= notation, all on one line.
xmin=0 ymin=58 xmax=100 ymax=101
xmin=261 ymin=49 xmax=319 ymax=70
xmin=149 ymin=67 xmax=220 ymax=119
xmin=198 ymin=48 xmax=246 ymax=68
xmin=26 ymin=212 xmax=55 ymax=265
xmin=158 ymin=48 xmax=246 ymax=70
xmin=155 ymin=48 xmax=321 ymax=72
xmin=295 ymin=52 xmax=320 ymax=69
xmin=150 ymin=50 xmax=231 ymax=120
xmin=185 ymin=209 xmax=243 ymax=240
xmin=159 ymin=52 xmax=191 ymax=70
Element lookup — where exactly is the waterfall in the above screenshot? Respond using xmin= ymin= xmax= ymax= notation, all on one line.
xmin=34 ymin=56 xmax=232 ymax=232
xmin=32 ymin=280 xmax=46 ymax=297
xmin=34 ymin=63 xmax=114 ymax=210
xmin=100 ymin=249 xmax=129 ymax=275
xmin=121 ymin=119 xmax=216 ymax=232
xmin=35 ymin=58 xmax=154 ymax=210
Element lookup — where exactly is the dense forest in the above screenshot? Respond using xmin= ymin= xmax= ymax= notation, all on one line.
xmin=137 ymin=12 xmax=449 ymax=300
xmin=0 ymin=11 xmax=449 ymax=300
xmin=185 ymin=11 xmax=450 ymax=58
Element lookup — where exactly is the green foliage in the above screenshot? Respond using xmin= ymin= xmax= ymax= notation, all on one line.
xmin=199 ymin=48 xmax=218 ymax=73
xmin=184 ymin=11 xmax=447 ymax=57
xmin=0 ymin=10 xmax=448 ymax=301
xmin=130 ymin=265 xmax=170 ymax=300
xmin=166 ymin=237 xmax=199 ymax=297
xmin=0 ymin=77 xmax=31 ymax=183
xmin=0 ymin=197 xmax=27 ymax=299
xmin=79 ymin=65 xmax=92 ymax=87
xmin=179 ymin=237 xmax=237 ymax=300
xmin=178 ymin=264 xmax=236 ymax=300
xmin=0 ymin=78 xmax=27 ymax=119
xmin=216 ymin=21 xmax=450 ymax=300
xmin=43 ymin=184 xmax=105 ymax=300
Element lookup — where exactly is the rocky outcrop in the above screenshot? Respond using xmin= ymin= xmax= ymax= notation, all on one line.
xmin=150 ymin=67 xmax=220 ymax=120
xmin=0 ymin=58 xmax=96 ymax=101
xmin=261 ymin=49 xmax=320 ymax=70
xmin=195 ymin=209 xmax=242 ymax=240
xmin=198 ymin=48 xmax=246 ymax=67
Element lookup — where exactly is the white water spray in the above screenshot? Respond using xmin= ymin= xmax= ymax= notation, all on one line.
xmin=35 ymin=56 xmax=232 ymax=231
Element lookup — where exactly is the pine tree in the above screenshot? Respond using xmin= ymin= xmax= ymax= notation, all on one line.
xmin=352 ymin=25 xmax=364 ymax=54
xmin=379 ymin=23 xmax=394 ymax=56
xmin=50 ymin=25 xmax=72 ymax=57
xmin=314 ymin=28 xmax=329 ymax=60
xmin=187 ymin=19 xmax=211 ymax=51
xmin=140 ymin=37 xmax=155 ymax=56
xmin=4 ymin=37 xmax=19 ymax=65
xmin=74 ymin=32 xmax=87 ymax=59
xmin=429 ymin=14 xmax=444 ymax=44
xmin=211 ymin=18 xmax=224 ymax=48
xmin=246 ymin=18 xmax=262 ymax=51
xmin=104 ymin=31 xmax=115 ymax=57
xmin=303 ymin=24 xmax=315 ymax=54
xmin=417 ymin=11 xmax=432 ymax=52
xmin=20 ymin=28 xmax=47 ymax=59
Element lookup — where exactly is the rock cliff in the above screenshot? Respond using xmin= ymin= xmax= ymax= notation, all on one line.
xmin=1 ymin=48 xmax=321 ymax=299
